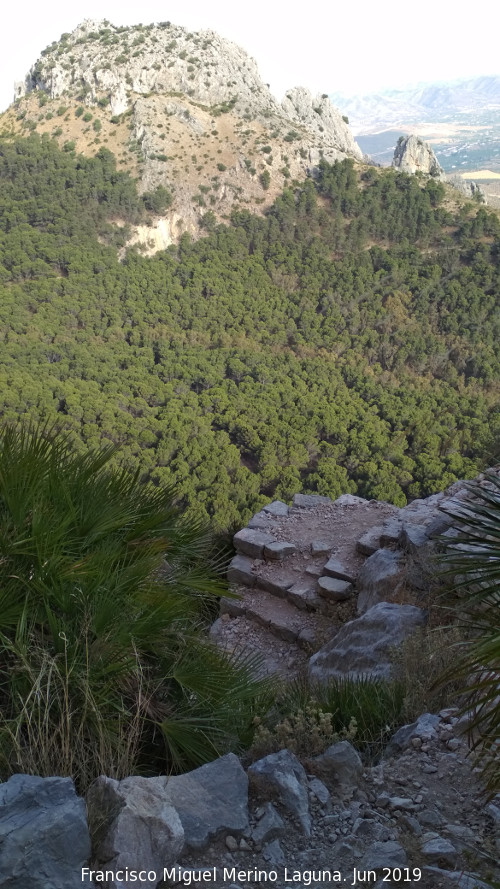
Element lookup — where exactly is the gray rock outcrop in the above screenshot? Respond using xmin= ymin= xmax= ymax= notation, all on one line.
xmin=11 ymin=20 xmax=363 ymax=247
xmin=392 ymin=135 xmax=443 ymax=177
xmin=17 ymin=20 xmax=361 ymax=188
xmin=445 ymin=174 xmax=486 ymax=203
xmin=0 ymin=774 xmax=94 ymax=889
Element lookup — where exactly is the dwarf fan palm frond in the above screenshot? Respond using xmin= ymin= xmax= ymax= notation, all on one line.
xmin=0 ymin=423 xmax=269 ymax=789
xmin=438 ymin=468 xmax=500 ymax=797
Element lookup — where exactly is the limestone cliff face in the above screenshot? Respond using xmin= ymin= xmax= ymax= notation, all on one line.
xmin=391 ymin=134 xmax=486 ymax=203
xmin=445 ymin=174 xmax=486 ymax=203
xmin=392 ymin=134 xmax=443 ymax=177
xmin=11 ymin=19 xmax=361 ymax=248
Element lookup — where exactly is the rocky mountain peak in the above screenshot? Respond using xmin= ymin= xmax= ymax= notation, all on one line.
xmin=392 ymin=134 xmax=443 ymax=177
xmin=7 ymin=19 xmax=362 ymax=248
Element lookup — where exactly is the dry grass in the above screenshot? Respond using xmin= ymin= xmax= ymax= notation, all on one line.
xmin=392 ymin=625 xmax=466 ymax=722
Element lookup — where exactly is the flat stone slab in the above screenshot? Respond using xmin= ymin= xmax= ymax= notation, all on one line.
xmin=287 ymin=580 xmax=322 ymax=610
xmin=323 ymin=556 xmax=356 ymax=583
xmin=248 ymin=512 xmax=274 ymax=529
xmin=310 ymin=540 xmax=332 ymax=555
xmin=356 ymin=527 xmax=382 ymax=556
xmin=264 ymin=541 xmax=296 ymax=560
xmin=257 ymin=572 xmax=295 ymax=598
xmin=219 ymin=596 xmax=246 ymax=618
xmin=292 ymin=493 xmax=332 ymax=508
xmin=245 ymin=594 xmax=301 ymax=642
xmin=317 ymin=576 xmax=353 ymax=602
xmin=227 ymin=554 xmax=256 ymax=587
xmin=233 ymin=528 xmax=276 ymax=558
xmin=262 ymin=500 xmax=289 ymax=516
xmin=333 ymin=494 xmax=369 ymax=506
xmin=305 ymin=563 xmax=324 ymax=577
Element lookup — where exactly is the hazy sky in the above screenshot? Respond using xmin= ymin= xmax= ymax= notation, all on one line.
xmin=1 ymin=0 xmax=499 ymax=111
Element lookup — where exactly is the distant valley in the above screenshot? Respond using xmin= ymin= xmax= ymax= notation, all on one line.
xmin=332 ymin=76 xmax=500 ymax=205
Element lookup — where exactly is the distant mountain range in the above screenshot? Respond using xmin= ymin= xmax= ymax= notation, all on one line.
xmin=331 ymin=76 xmax=500 ymax=132
xmin=331 ymin=76 xmax=500 ymax=179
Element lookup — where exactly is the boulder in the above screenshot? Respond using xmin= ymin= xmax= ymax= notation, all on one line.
xmin=163 ymin=753 xmax=249 ymax=849
xmin=308 ymin=602 xmax=426 ymax=681
xmin=357 ymin=548 xmax=405 ymax=614
xmin=421 ymin=836 xmax=459 ymax=869
xmin=333 ymin=493 xmax=369 ymax=506
xmin=358 ymin=840 xmax=407 ymax=870
xmin=399 ymin=524 xmax=429 ymax=553
xmin=379 ymin=518 xmax=403 ymax=546
xmin=88 ymin=754 xmax=249 ymax=881
xmin=307 ymin=777 xmax=331 ymax=806
xmin=262 ymin=838 xmax=286 ymax=865
xmin=251 ymin=802 xmax=285 ymax=846
xmin=385 ymin=713 xmax=440 ymax=756
xmin=87 ymin=776 xmax=184 ymax=888
xmin=308 ymin=741 xmax=363 ymax=796
xmin=356 ymin=527 xmax=383 ymax=555
xmin=248 ymin=749 xmax=311 ymax=835
xmin=0 ymin=774 xmax=93 ymax=889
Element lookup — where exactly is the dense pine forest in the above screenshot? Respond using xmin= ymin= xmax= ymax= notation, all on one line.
xmin=0 ymin=135 xmax=499 ymax=528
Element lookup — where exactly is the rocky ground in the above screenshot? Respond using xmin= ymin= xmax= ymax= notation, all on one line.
xmin=209 ymin=487 xmax=459 ymax=680
xmin=169 ymin=709 xmax=499 ymax=889
xmin=200 ymin=481 xmax=500 ymax=889
xmin=2 ymin=477 xmax=499 ymax=889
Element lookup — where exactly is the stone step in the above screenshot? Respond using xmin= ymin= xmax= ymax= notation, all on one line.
xmin=228 ymin=556 xmax=325 ymax=613
xmin=317 ymin=576 xmax=353 ymax=602
xmin=220 ymin=585 xmax=335 ymax=650
xmin=210 ymin=613 xmax=310 ymax=678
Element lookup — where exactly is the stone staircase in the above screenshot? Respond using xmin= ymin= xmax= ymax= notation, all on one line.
xmin=210 ymin=478 xmax=483 ymax=677
xmin=210 ymin=493 xmax=400 ymax=674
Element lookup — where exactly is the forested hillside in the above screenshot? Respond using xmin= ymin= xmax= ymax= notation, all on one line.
xmin=0 ymin=135 xmax=499 ymax=528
